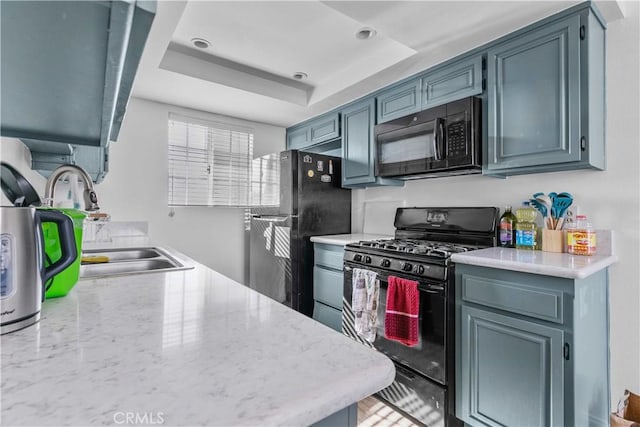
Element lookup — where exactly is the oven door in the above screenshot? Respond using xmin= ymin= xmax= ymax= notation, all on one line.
xmin=343 ymin=263 xmax=447 ymax=385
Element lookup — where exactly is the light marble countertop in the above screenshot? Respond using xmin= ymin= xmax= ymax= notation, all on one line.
xmin=451 ymin=247 xmax=618 ymax=279
xmin=310 ymin=233 xmax=393 ymax=246
xmin=1 ymin=242 xmax=395 ymax=426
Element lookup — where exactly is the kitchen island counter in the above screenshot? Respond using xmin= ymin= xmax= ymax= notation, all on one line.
xmin=0 ymin=244 xmax=395 ymax=426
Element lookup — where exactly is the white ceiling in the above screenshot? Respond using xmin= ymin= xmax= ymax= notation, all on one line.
xmin=131 ymin=1 xmax=621 ymax=128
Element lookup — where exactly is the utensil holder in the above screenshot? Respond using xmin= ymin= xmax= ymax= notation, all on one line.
xmin=542 ymin=229 xmax=564 ymax=253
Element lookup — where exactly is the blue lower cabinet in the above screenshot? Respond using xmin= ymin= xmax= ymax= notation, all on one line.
xmin=459 ymin=305 xmax=564 ymax=427
xmin=313 ymin=302 xmax=342 ymax=332
xmin=312 ymin=243 xmax=345 ymax=331
xmin=311 ymin=403 xmax=357 ymax=427
xmin=455 ymin=265 xmax=610 ymax=427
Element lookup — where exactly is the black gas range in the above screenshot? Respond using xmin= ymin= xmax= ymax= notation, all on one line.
xmin=342 ymin=207 xmax=499 ymax=427
xmin=344 ymin=239 xmax=487 ymax=282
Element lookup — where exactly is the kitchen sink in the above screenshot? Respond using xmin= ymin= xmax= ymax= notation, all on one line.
xmin=83 ymin=248 xmax=164 ymax=262
xmin=80 ymin=247 xmax=193 ymax=278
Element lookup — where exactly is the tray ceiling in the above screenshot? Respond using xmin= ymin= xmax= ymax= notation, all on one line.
xmin=132 ymin=1 xmax=623 ymax=127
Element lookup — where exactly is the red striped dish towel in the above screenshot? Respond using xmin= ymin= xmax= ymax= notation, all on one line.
xmin=384 ymin=276 xmax=420 ymax=347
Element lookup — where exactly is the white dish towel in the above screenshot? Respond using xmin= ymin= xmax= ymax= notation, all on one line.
xmin=352 ymin=268 xmax=379 ymax=342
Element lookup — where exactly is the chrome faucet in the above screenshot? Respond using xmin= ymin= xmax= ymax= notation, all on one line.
xmin=44 ymin=164 xmax=100 ymax=211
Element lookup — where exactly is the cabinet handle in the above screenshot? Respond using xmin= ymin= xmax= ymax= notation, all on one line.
xmin=564 ymin=343 xmax=571 ymax=361
xmin=580 ymin=25 xmax=586 ymax=40
xmin=580 ymin=136 xmax=586 ymax=151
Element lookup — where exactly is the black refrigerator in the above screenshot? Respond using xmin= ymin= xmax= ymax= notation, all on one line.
xmin=249 ymin=150 xmax=351 ymax=317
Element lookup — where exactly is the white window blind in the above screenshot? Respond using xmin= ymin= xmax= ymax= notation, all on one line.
xmin=250 ymin=153 xmax=279 ymax=207
xmin=168 ymin=114 xmax=278 ymax=207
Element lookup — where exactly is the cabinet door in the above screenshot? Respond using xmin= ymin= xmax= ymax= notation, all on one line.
xmin=486 ymin=15 xmax=581 ymax=171
xmin=313 ymin=266 xmax=343 ymax=310
xmin=458 ymin=305 xmax=565 ymax=427
xmin=286 ymin=126 xmax=310 ymax=150
xmin=341 ymin=98 xmax=376 ymax=186
xmin=376 ymin=79 xmax=421 ymax=124
xmin=313 ymin=302 xmax=343 ymax=332
xmin=422 ymin=55 xmax=483 ymax=109
xmin=309 ymin=113 xmax=340 ymax=144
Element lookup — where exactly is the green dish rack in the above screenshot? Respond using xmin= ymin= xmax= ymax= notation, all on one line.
xmin=43 ymin=208 xmax=86 ymax=298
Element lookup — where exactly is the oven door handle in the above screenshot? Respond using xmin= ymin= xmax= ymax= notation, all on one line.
xmin=418 ymin=284 xmax=445 ymax=294
xmin=395 ymin=363 xmax=417 ymax=382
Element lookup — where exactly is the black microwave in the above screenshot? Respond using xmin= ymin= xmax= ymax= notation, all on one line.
xmin=375 ymin=96 xmax=482 ymax=179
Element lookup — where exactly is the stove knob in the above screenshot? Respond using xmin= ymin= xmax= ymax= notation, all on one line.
xmin=364 ymin=256 xmax=372 ymax=264
xmin=354 ymin=254 xmax=362 ymax=262
xmin=380 ymin=259 xmax=391 ymax=268
xmin=413 ymin=265 xmax=425 ymax=274
xmin=401 ymin=262 xmax=413 ymax=272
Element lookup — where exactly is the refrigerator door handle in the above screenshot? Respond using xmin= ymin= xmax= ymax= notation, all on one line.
xmin=251 ymin=215 xmax=291 ymax=222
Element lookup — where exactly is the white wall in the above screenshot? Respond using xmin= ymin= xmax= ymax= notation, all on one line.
xmin=352 ymin=3 xmax=640 ymax=405
xmin=100 ymin=98 xmax=285 ymax=283
xmin=1 ymin=98 xmax=285 ymax=283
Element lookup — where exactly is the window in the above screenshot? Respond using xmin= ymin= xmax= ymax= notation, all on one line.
xmin=250 ymin=153 xmax=279 ymax=207
xmin=168 ymin=114 xmax=278 ymax=207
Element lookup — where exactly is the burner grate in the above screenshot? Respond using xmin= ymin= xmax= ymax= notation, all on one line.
xmin=351 ymin=239 xmax=481 ymax=259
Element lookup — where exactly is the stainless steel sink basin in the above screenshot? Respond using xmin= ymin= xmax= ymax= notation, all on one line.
xmin=80 ymin=247 xmax=193 ymax=278
xmin=83 ymin=248 xmax=163 ymax=262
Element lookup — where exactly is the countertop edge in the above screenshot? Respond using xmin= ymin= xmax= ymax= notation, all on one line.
xmin=295 ymin=358 xmax=396 ymax=426
xmin=310 ymin=234 xmax=392 ymax=246
xmin=451 ymin=249 xmax=619 ymax=279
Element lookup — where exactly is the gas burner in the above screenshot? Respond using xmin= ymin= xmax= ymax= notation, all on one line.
xmin=353 ymin=238 xmax=480 ymax=259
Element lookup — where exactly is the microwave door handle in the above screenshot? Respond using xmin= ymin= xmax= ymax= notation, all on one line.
xmin=433 ymin=118 xmax=445 ymax=161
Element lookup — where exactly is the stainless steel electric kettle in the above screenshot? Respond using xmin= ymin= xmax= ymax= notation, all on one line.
xmin=0 ymin=207 xmax=77 ymax=334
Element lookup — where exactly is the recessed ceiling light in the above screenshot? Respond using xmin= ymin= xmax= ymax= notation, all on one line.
xmin=292 ymin=72 xmax=308 ymax=80
xmin=191 ymin=38 xmax=211 ymax=49
xmin=356 ymin=27 xmax=377 ymax=40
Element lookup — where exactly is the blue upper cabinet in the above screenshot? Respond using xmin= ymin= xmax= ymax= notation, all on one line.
xmin=342 ymin=97 xmax=404 ymax=188
xmin=286 ymin=112 xmax=340 ymax=150
xmin=376 ymin=78 xmax=422 ymax=124
xmin=421 ymin=55 xmax=483 ymax=109
xmin=485 ymin=8 xmax=605 ymax=176
xmin=342 ymin=99 xmax=376 ymax=186
xmin=286 ymin=127 xmax=311 ymax=150
xmin=341 ymin=98 xmax=403 ymax=188
xmin=309 ymin=113 xmax=340 ymax=144
xmin=376 ymin=55 xmax=482 ymax=124
xmin=0 ymin=1 xmax=156 ymax=148
xmin=0 ymin=1 xmax=155 ymax=183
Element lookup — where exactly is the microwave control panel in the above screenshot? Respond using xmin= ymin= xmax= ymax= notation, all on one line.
xmin=446 ymin=119 xmax=468 ymax=158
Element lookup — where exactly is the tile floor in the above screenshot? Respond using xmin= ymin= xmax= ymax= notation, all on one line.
xmin=357 ymin=396 xmax=419 ymax=427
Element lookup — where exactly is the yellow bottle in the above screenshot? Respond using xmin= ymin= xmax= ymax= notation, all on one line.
xmin=515 ymin=202 xmax=538 ymax=250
